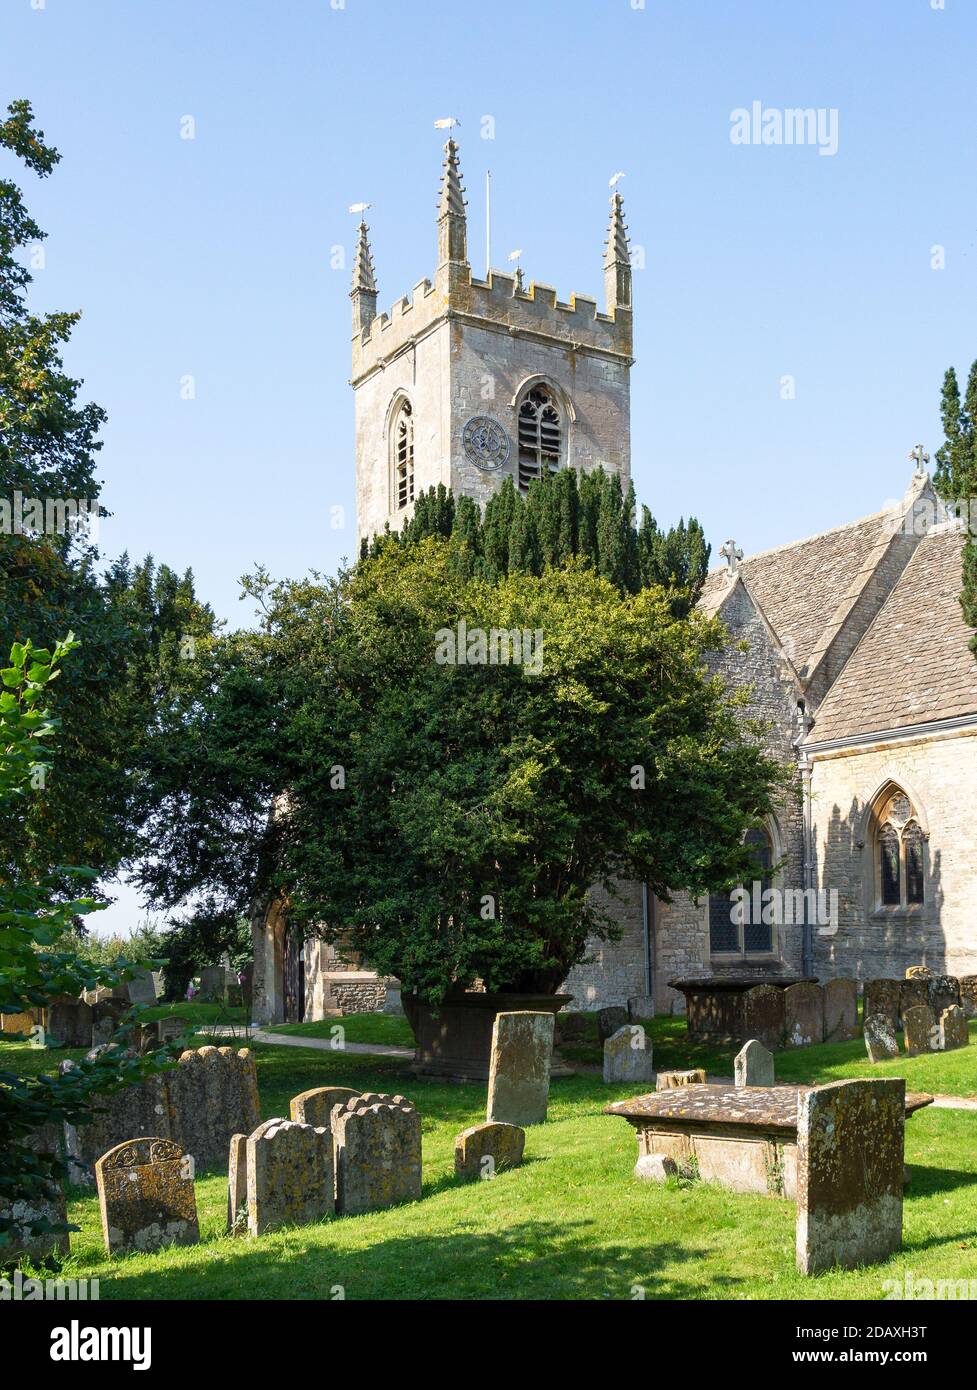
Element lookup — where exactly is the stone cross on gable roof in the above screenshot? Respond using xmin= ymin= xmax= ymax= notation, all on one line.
xmin=720 ymin=538 xmax=744 ymax=578
xmin=909 ymin=443 xmax=930 ymax=478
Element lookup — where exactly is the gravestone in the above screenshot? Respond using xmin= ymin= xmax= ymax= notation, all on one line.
xmin=157 ymin=1016 xmax=188 ymax=1046
xmin=597 ymin=1006 xmax=629 ymax=1043
xmin=91 ymin=998 xmax=126 ymax=1047
xmin=656 ymin=1068 xmax=707 ymax=1090
xmin=899 ymin=977 xmax=929 ymax=1022
xmin=0 ymin=1183 xmax=69 ymax=1263
xmin=198 ymin=966 xmax=227 ymax=1002
xmin=939 ymin=1004 xmax=968 ymax=1052
xmin=864 ymin=1014 xmax=899 ymax=1062
xmin=64 ymin=1071 xmax=171 ymax=1185
xmin=126 ymin=968 xmax=158 ymax=1006
xmin=795 ymin=1078 xmax=905 ymax=1275
xmin=627 ymin=995 xmax=655 ymax=1022
xmin=454 ymin=1121 xmax=526 ymax=1180
xmin=734 ymin=1038 xmax=775 ymax=1087
xmin=553 ymin=1012 xmax=588 ymax=1046
xmin=332 ymin=1095 xmax=422 ymax=1216
xmin=742 ymin=984 xmax=786 ymax=1051
xmin=246 ymin=1118 xmax=334 ymax=1237
xmin=602 ymin=1024 xmax=654 ymax=1084
xmin=290 ymin=1086 xmax=360 ymax=1127
xmin=45 ymin=998 xmax=93 ymax=1049
xmin=902 ymin=1004 xmax=939 ymax=1056
xmin=227 ymin=1133 xmax=248 ymax=1234
xmin=959 ymin=976 xmax=977 ymax=1019
xmin=0 ymin=1010 xmax=35 ymax=1036
xmin=487 ymin=1011 xmax=554 ymax=1126
xmin=863 ymin=979 xmax=901 ymax=1032
xmin=928 ymin=975 xmax=960 ymax=1019
xmin=823 ymin=978 xmax=859 ymax=1042
xmin=96 ymin=1137 xmax=198 ymax=1256
xmin=784 ymin=982 xmax=824 ymax=1048
xmin=168 ymin=1046 xmax=261 ymax=1167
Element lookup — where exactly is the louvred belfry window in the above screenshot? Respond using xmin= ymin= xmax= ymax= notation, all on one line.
xmin=517 ymin=385 xmax=562 ymax=489
xmin=395 ymin=400 xmax=414 ymax=510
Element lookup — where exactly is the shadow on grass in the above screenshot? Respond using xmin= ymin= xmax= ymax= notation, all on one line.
xmin=906 ymin=1164 xmax=977 ymax=1197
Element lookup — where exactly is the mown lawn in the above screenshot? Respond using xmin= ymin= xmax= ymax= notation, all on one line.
xmin=4 ymin=1027 xmax=977 ymax=1301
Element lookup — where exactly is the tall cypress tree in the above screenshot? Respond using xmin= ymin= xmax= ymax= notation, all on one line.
xmin=934 ymin=361 xmax=977 ymax=643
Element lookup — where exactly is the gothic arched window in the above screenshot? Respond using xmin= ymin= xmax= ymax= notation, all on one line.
xmin=393 ymin=399 xmax=415 ymax=511
xmin=517 ymin=384 xmax=562 ymax=490
xmin=708 ymin=823 xmax=777 ymax=958
xmin=874 ymin=790 xmax=925 ymax=909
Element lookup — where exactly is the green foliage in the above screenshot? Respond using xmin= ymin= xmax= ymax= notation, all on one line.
xmin=934 ymin=361 xmax=977 ymax=648
xmin=362 ymin=467 xmax=710 ymax=614
xmin=0 ymin=639 xmax=166 ymax=1251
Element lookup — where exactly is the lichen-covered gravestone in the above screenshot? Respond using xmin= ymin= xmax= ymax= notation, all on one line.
xmin=487 ymin=1011 xmax=555 ymax=1126
xmin=96 ymin=1138 xmax=199 ymax=1256
xmin=784 ymin=982 xmax=824 ymax=1048
xmin=734 ymin=1038 xmax=775 ymax=1087
xmin=597 ymin=1006 xmax=629 ymax=1043
xmin=742 ymin=984 xmax=786 ymax=1050
xmin=939 ymin=1004 xmax=968 ymax=1052
xmin=823 ymin=978 xmax=858 ymax=1042
xmin=864 ymin=1014 xmax=900 ymax=1062
xmin=863 ymin=979 xmax=901 ymax=1031
xmin=454 ymin=1121 xmax=525 ymax=1180
xmin=332 ymin=1095 xmax=422 ymax=1216
xmin=656 ymin=1068 xmax=706 ymax=1090
xmin=289 ymin=1086 xmax=360 ymax=1127
xmin=246 ymin=1118 xmax=334 ymax=1236
xmin=929 ymin=975 xmax=961 ymax=1020
xmin=795 ymin=1078 xmax=905 ymax=1275
xmin=169 ymin=1046 xmax=261 ymax=1167
xmin=958 ymin=975 xmax=977 ymax=1019
xmin=899 ymin=977 xmax=929 ymax=1023
xmin=602 ymin=1024 xmax=654 ymax=1084
xmin=902 ymin=1004 xmax=939 ymax=1056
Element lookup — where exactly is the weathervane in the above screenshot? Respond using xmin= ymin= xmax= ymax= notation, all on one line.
xmin=720 ymin=538 xmax=743 ymax=578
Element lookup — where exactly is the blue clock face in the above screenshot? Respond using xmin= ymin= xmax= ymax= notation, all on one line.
xmin=462 ymin=415 xmax=510 ymax=471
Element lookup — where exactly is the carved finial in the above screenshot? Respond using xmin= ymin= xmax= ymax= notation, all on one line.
xmin=351 ymin=220 xmax=377 ymax=296
xmin=604 ymin=190 xmax=631 ymax=312
xmin=436 ymin=138 xmax=468 ymax=267
xmin=908 ymin=443 xmax=930 ymax=479
xmin=720 ymin=538 xmax=744 ymax=579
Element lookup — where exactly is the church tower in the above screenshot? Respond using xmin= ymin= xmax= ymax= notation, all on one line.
xmin=351 ymin=140 xmax=634 ymax=543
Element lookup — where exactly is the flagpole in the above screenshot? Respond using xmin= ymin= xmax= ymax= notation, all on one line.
xmin=486 ymin=169 xmax=491 ymax=278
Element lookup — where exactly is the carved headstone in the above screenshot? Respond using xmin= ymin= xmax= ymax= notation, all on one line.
xmin=734 ymin=1038 xmax=775 ymax=1087
xmin=487 ymin=1011 xmax=554 ymax=1127
xmin=96 ymin=1137 xmax=198 ymax=1256
xmin=784 ymin=982 xmax=824 ymax=1048
xmin=928 ymin=975 xmax=961 ymax=1019
xmin=168 ymin=1046 xmax=261 ymax=1168
xmin=157 ymin=1016 xmax=188 ymax=1046
xmin=602 ymin=1024 xmax=654 ymax=1085
xmin=823 ymin=978 xmax=859 ymax=1042
xmin=332 ymin=1095 xmax=422 ymax=1216
xmin=289 ymin=1086 xmax=360 ymax=1128
xmin=246 ymin=1118 xmax=334 ymax=1237
xmin=656 ymin=1068 xmax=707 ymax=1090
xmin=742 ymin=984 xmax=786 ymax=1050
xmin=596 ymin=1006 xmax=629 ymax=1043
xmin=795 ymin=1079 xmax=904 ymax=1275
xmin=863 ymin=979 xmax=901 ymax=1031
xmin=454 ymin=1121 xmax=525 ymax=1180
xmin=939 ymin=1004 xmax=968 ymax=1052
xmin=899 ymin=977 xmax=929 ymax=1022
xmin=902 ymin=1004 xmax=939 ymax=1056
xmin=864 ymin=1014 xmax=900 ymax=1062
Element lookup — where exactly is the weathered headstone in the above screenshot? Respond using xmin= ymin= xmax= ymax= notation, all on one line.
xmin=823 ymin=978 xmax=859 ymax=1042
xmin=198 ymin=965 xmax=227 ymax=1002
xmin=454 ymin=1121 xmax=525 ymax=1180
xmin=864 ymin=1014 xmax=900 ymax=1062
xmin=656 ymin=1068 xmax=707 ymax=1090
xmin=627 ymin=995 xmax=655 ymax=1022
xmin=289 ymin=1086 xmax=360 ymax=1127
xmin=0 ymin=1010 xmax=35 ymax=1037
xmin=795 ymin=1078 xmax=905 ymax=1275
xmin=168 ymin=1046 xmax=261 ymax=1167
xmin=44 ymin=998 xmax=93 ymax=1049
xmin=227 ymin=1133 xmax=248 ymax=1234
xmin=96 ymin=1137 xmax=198 ymax=1256
xmin=784 ymin=982 xmax=824 ymax=1048
xmin=487 ymin=1011 xmax=554 ymax=1126
xmin=734 ymin=1038 xmax=775 ymax=1087
xmin=899 ymin=977 xmax=929 ymax=1022
xmin=634 ymin=1153 xmax=678 ymax=1183
xmin=332 ymin=1095 xmax=422 ymax=1216
xmin=902 ymin=1004 xmax=939 ymax=1056
xmin=928 ymin=975 xmax=960 ymax=1019
xmin=939 ymin=1004 xmax=968 ymax=1052
xmin=157 ymin=1016 xmax=188 ymax=1046
xmin=91 ymin=997 xmax=126 ymax=1047
xmin=602 ymin=1024 xmax=654 ymax=1084
xmin=0 ymin=1183 xmax=69 ymax=1262
xmin=863 ymin=979 xmax=901 ymax=1031
xmin=126 ymin=968 xmax=158 ymax=1006
xmin=246 ymin=1118 xmax=334 ymax=1237
xmin=597 ymin=1006 xmax=629 ymax=1043
xmin=742 ymin=984 xmax=786 ymax=1050
xmin=959 ymin=976 xmax=977 ymax=1020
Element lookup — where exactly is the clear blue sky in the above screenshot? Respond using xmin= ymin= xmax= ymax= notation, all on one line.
xmin=3 ymin=0 xmax=975 ymax=934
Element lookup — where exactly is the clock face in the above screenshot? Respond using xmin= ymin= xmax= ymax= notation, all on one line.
xmin=462 ymin=415 xmax=510 ymax=472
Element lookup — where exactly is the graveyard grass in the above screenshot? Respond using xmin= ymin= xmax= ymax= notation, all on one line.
xmin=4 ymin=1021 xmax=977 ymax=1301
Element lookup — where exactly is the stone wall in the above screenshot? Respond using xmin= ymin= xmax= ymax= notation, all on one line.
xmin=808 ymin=726 xmax=977 ymax=980
xmin=561 ymin=880 xmax=647 ymax=1012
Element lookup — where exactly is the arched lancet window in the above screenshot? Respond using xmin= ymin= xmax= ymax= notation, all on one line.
xmin=874 ymin=789 xmax=925 ymax=909
xmin=517 ymin=384 xmax=562 ymax=490
xmin=393 ymin=399 xmax=414 ymax=510
xmin=708 ymin=823 xmax=777 ymax=958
